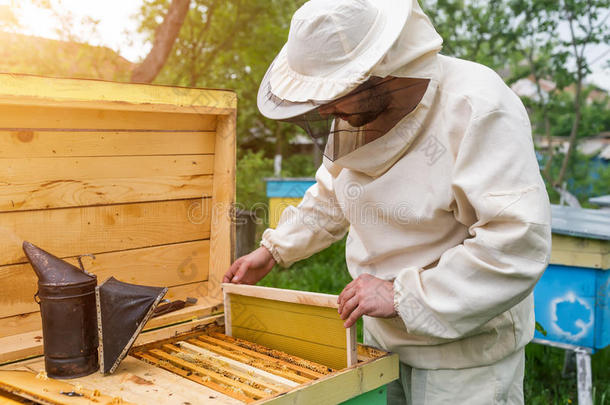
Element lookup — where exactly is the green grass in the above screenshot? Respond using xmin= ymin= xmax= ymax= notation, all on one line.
xmin=257 ymin=237 xmax=610 ymax=404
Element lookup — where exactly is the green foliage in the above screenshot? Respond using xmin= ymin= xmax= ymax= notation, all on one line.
xmin=258 ymin=237 xmax=350 ymax=294
xmin=524 ymin=344 xmax=609 ymax=404
xmin=280 ymin=153 xmax=317 ymax=178
xmin=540 ymin=92 xmax=610 ymax=139
xmin=542 ymin=148 xmax=610 ymax=205
xmin=423 ymin=0 xmax=610 ymax=192
xmin=421 ymin=0 xmax=516 ymax=71
xmin=236 ymin=150 xmax=273 ymax=210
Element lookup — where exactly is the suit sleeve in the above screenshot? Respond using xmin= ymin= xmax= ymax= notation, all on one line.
xmin=393 ymin=109 xmax=552 ymax=339
xmin=261 ymin=163 xmax=350 ymax=267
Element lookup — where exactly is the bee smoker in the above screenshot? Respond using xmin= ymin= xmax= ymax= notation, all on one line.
xmin=23 ymin=242 xmax=99 ymax=379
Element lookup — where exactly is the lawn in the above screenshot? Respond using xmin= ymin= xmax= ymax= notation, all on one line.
xmin=257 ymin=237 xmax=609 ymax=404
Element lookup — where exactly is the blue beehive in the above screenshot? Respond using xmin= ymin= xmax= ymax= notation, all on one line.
xmin=264 ymin=177 xmax=316 ymax=228
xmin=533 ymin=205 xmax=610 ymax=351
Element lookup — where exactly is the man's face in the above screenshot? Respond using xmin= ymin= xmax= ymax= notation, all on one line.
xmin=318 ymin=77 xmax=392 ymax=127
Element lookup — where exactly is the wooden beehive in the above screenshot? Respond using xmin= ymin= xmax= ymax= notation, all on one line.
xmin=0 ymin=73 xmax=398 ymax=404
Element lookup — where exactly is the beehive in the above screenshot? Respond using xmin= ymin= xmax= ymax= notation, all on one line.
xmin=0 ymin=74 xmax=397 ymax=404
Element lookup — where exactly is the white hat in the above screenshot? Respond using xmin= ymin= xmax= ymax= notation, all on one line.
xmin=258 ymin=0 xmax=411 ymax=120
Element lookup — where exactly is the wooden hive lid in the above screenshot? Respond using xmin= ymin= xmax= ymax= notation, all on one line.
xmin=0 ymin=73 xmax=236 ymax=363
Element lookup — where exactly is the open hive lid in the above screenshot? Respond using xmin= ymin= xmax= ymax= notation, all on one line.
xmin=0 ymin=73 xmax=236 ymax=364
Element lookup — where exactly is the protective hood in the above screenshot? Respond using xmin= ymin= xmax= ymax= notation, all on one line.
xmin=372 ymin=0 xmax=443 ymax=78
xmin=324 ymin=0 xmax=443 ymax=178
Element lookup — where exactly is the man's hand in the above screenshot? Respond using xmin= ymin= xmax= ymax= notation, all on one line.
xmin=337 ymin=274 xmax=397 ymax=328
xmin=223 ymin=247 xmax=276 ymax=285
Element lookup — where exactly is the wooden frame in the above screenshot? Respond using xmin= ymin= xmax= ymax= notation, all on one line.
xmin=222 ymin=284 xmax=358 ymax=369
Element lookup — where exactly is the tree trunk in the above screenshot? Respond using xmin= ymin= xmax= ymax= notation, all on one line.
xmin=131 ymin=0 xmax=191 ymax=83
xmin=555 ymin=78 xmax=582 ymax=186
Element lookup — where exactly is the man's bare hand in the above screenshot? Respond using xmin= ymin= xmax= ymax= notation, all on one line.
xmin=223 ymin=247 xmax=276 ymax=285
xmin=337 ymin=274 xmax=396 ymax=328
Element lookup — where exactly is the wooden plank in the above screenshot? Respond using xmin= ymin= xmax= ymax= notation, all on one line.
xmin=1 ymin=155 xmax=213 ymax=183
xmin=224 ymin=290 xmax=232 ymax=336
xmin=135 ymin=314 xmax=224 ymax=347
xmin=0 ymin=391 xmax=25 ymax=404
xmin=0 ymin=105 xmax=217 ymax=131
xmin=346 ymin=326 xmax=358 ymax=367
xmin=0 ymin=198 xmax=212 ymax=266
xmin=0 ymin=313 xmax=224 ymax=365
xmin=551 ymin=234 xmax=609 ymax=269
xmin=0 ymin=282 xmax=211 ymax=340
xmin=0 ymin=314 xmax=41 ymax=340
xmin=0 ymin=289 xmax=219 ymax=339
xmin=552 ymin=234 xmax=609 ymax=254
xmin=0 ymin=240 xmax=210 ymax=320
xmin=550 ymin=250 xmax=609 ymax=270
xmin=550 ymin=234 xmax=609 ymax=269
xmin=0 ymin=73 xmax=237 ymax=114
xmin=163 ymin=282 xmax=210 ymax=304
xmin=0 ymin=155 xmax=214 ymax=212
xmin=0 ymin=174 xmax=214 ymax=212
xmin=0 ymin=330 xmax=44 ymax=365
xmin=0 ymin=370 xmax=137 ymax=405
xmin=222 ymin=283 xmax=339 ymax=309
xmin=178 ymin=341 xmax=298 ymax=389
xmin=3 ymin=355 xmax=242 ymax=405
xmin=260 ymin=353 xmax=399 ymax=405
xmin=0 ymin=130 xmax=215 ymax=158
xmin=208 ymin=113 xmax=236 ymax=301
xmin=228 ymin=294 xmax=349 ymax=369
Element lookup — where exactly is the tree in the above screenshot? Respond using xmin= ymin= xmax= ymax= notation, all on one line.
xmin=553 ymin=0 xmax=610 ymax=186
xmin=424 ymin=0 xmax=610 ymax=197
xmin=136 ymin=0 xmax=307 ymax=158
xmin=131 ymin=0 xmax=190 ymax=83
xmin=507 ymin=0 xmax=561 ymax=181
xmin=136 ymin=0 xmax=307 ymax=204
xmin=422 ymin=0 xmax=516 ymax=71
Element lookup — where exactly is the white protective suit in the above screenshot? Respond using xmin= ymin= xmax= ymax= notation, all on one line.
xmin=261 ymin=0 xmax=551 ymax=386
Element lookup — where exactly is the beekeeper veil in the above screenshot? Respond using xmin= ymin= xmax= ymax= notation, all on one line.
xmin=257 ymin=0 xmax=443 ymax=161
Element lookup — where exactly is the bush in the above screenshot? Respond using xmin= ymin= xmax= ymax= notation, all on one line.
xmin=281 ymin=153 xmax=317 ymax=178
xmin=236 ymin=150 xmax=273 ymax=211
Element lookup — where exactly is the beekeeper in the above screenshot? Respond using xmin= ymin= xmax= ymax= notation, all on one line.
xmin=224 ymin=0 xmax=552 ymax=403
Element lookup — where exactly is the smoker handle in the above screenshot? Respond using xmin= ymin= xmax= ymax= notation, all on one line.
xmin=77 ymin=254 xmax=97 ymax=276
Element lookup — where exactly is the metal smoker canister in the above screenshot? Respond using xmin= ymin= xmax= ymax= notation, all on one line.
xmin=23 ymin=241 xmax=99 ymax=379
